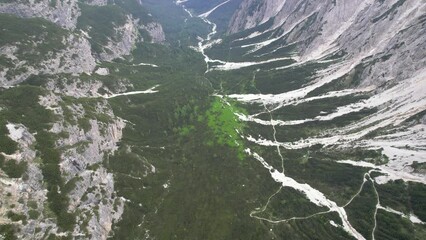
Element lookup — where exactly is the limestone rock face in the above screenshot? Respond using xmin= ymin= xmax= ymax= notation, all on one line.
xmin=39 ymin=94 xmax=126 ymax=240
xmin=142 ymin=22 xmax=166 ymax=43
xmin=0 ymin=123 xmax=53 ymax=239
xmin=0 ymin=0 xmax=81 ymax=29
xmin=98 ymin=17 xmax=140 ymax=61
xmin=83 ymin=0 xmax=109 ymax=6
xmin=0 ymin=91 xmax=126 ymax=240
xmin=0 ymin=0 xmax=110 ymax=29
xmin=228 ymin=0 xmax=285 ymax=33
xmin=0 ymin=33 xmax=96 ymax=87
xmin=228 ymin=0 xmax=426 ymax=88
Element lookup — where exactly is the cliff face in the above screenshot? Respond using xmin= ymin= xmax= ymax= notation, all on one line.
xmin=0 ymin=0 xmax=81 ymax=29
xmin=98 ymin=16 xmax=140 ymax=61
xmin=228 ymin=0 xmax=286 ymax=33
xmin=142 ymin=22 xmax=166 ymax=43
xmin=228 ymin=0 xmax=426 ymax=88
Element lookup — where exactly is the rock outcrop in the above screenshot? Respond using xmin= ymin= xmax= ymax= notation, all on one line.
xmin=0 ymin=0 xmax=81 ymax=29
xmin=40 ymin=93 xmax=125 ymax=239
xmin=0 ymin=32 xmax=96 ymax=87
xmin=0 ymin=91 xmax=126 ymax=239
xmin=228 ymin=0 xmax=285 ymax=33
xmin=0 ymin=123 xmax=57 ymax=239
xmin=83 ymin=0 xmax=109 ymax=6
xmin=98 ymin=17 xmax=140 ymax=61
xmin=142 ymin=22 xmax=166 ymax=43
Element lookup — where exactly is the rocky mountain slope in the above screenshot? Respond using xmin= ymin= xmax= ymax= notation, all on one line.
xmin=0 ymin=0 xmax=166 ymax=86
xmin=221 ymin=0 xmax=426 ymax=168
xmin=179 ymin=0 xmax=426 ymax=239
xmin=0 ymin=0 xmax=167 ymax=239
xmin=192 ymin=0 xmax=426 ymax=169
xmin=228 ymin=0 xmax=426 ymax=86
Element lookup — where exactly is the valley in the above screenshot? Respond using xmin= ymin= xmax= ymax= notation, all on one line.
xmin=0 ymin=0 xmax=425 ymax=239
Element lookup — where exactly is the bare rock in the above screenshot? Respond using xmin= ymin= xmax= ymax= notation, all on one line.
xmin=0 ymin=0 xmax=81 ymax=29
xmin=142 ymin=22 xmax=166 ymax=43
xmin=99 ymin=16 xmax=140 ymax=61
xmin=0 ymin=32 xmax=96 ymax=87
xmin=228 ymin=0 xmax=426 ymax=89
xmin=82 ymin=0 xmax=109 ymax=6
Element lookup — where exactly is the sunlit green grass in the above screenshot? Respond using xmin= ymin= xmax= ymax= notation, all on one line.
xmin=206 ymin=97 xmax=246 ymax=160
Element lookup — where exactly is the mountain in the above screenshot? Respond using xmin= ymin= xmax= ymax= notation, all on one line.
xmin=228 ymin=0 xmax=425 ymax=86
xmin=0 ymin=0 xmax=425 ymax=239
